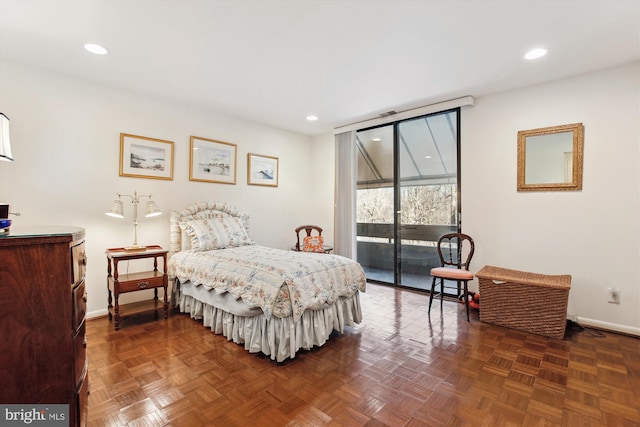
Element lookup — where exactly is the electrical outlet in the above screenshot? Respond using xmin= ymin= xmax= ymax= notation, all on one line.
xmin=608 ymin=287 xmax=621 ymax=304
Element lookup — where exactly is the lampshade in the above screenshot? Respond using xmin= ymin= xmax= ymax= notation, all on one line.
xmin=0 ymin=113 xmax=13 ymax=162
xmin=145 ymin=200 xmax=162 ymax=217
xmin=105 ymin=199 xmax=124 ymax=218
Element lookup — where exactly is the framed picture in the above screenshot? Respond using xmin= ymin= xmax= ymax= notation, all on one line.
xmin=119 ymin=133 xmax=174 ymax=180
xmin=247 ymin=153 xmax=278 ymax=187
xmin=189 ymin=136 xmax=237 ymax=184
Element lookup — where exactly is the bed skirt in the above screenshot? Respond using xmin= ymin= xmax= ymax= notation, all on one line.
xmin=175 ymin=284 xmax=362 ymax=362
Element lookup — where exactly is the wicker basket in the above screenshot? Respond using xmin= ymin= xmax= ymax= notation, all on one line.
xmin=476 ymin=265 xmax=571 ymax=339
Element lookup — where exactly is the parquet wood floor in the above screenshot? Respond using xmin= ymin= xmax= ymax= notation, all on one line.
xmin=86 ymin=283 xmax=640 ymax=426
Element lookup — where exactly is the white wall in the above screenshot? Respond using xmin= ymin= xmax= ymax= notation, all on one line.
xmin=0 ymin=61 xmax=316 ymax=317
xmin=310 ymin=133 xmax=336 ymax=244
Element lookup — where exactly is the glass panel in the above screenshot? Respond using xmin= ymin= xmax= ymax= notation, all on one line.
xmin=398 ymin=111 xmax=458 ymax=292
xmin=356 ymin=125 xmax=394 ymax=284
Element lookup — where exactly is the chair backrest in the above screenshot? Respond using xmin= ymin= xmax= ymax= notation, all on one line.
xmin=436 ymin=233 xmax=475 ymax=271
xmin=295 ymin=225 xmax=323 ymax=252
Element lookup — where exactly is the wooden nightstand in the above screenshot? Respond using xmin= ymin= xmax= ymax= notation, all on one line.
xmin=106 ymin=245 xmax=168 ymax=330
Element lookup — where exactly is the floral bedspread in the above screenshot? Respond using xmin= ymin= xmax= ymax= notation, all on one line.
xmin=168 ymin=245 xmax=366 ymax=321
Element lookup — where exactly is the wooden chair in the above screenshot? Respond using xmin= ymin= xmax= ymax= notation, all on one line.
xmin=294 ymin=225 xmax=324 ymax=252
xmin=428 ymin=232 xmax=475 ymax=321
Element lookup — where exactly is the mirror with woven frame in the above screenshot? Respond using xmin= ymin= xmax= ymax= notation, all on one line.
xmin=517 ymin=122 xmax=584 ymax=192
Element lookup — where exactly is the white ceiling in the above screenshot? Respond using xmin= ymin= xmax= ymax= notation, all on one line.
xmin=1 ymin=0 xmax=638 ymax=136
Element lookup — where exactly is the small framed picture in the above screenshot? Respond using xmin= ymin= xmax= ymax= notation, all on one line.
xmin=189 ymin=136 xmax=237 ymax=184
xmin=119 ymin=133 xmax=174 ymax=180
xmin=247 ymin=153 xmax=278 ymax=187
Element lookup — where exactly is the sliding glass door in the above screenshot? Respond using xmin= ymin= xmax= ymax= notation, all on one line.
xmin=356 ymin=109 xmax=460 ymax=292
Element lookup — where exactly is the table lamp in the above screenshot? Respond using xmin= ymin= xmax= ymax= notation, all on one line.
xmin=105 ymin=191 xmax=161 ymax=251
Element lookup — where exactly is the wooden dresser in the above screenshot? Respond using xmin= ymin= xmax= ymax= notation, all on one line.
xmin=0 ymin=226 xmax=88 ymax=426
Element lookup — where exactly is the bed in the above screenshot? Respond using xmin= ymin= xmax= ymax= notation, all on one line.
xmin=168 ymin=201 xmax=366 ymax=362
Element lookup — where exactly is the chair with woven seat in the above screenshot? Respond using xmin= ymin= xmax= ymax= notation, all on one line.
xmin=294 ymin=225 xmax=324 ymax=253
xmin=428 ymin=232 xmax=475 ymax=321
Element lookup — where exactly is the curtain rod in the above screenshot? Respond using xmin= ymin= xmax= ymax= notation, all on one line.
xmin=333 ymin=95 xmax=475 ymax=135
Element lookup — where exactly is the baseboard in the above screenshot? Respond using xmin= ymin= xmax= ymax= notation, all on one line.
xmin=87 ymin=308 xmax=109 ymax=319
xmin=576 ymin=316 xmax=640 ymax=337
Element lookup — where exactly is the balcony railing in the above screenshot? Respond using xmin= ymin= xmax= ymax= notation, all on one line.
xmin=357 ymin=223 xmax=457 ymax=290
xmin=357 ymin=223 xmax=455 ymax=243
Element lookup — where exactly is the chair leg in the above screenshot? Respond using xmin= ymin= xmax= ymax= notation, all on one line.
xmin=440 ymin=278 xmax=444 ymax=308
xmin=463 ymin=280 xmax=470 ymax=321
xmin=428 ymin=276 xmax=436 ymax=314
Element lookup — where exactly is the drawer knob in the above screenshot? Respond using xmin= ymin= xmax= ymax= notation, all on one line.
xmin=137 ymin=281 xmax=148 ymax=289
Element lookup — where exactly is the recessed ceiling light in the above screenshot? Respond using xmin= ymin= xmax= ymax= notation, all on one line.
xmin=524 ymin=48 xmax=547 ymax=60
xmin=84 ymin=43 xmax=109 ymax=55
xmin=306 ymin=115 xmax=318 ymax=121
xmin=425 ymin=155 xmax=432 ymax=159
xmin=372 ymin=138 xmax=381 ymax=142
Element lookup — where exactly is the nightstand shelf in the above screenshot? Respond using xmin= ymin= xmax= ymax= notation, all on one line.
xmin=106 ymin=245 xmax=168 ymax=330
xmin=112 ymin=299 xmax=164 ymax=318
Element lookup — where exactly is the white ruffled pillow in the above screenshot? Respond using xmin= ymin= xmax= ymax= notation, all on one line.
xmin=180 ymin=216 xmax=254 ymax=250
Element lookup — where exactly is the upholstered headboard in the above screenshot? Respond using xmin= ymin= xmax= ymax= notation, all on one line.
xmin=169 ymin=201 xmax=251 ymax=259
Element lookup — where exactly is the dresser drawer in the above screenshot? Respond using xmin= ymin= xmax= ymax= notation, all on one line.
xmin=71 ymin=241 xmax=87 ymax=285
xmin=115 ymin=272 xmax=165 ymax=293
xmin=72 ymin=280 xmax=87 ymax=332
xmin=75 ymin=373 xmax=89 ymax=427
xmin=73 ymin=321 xmax=87 ymax=387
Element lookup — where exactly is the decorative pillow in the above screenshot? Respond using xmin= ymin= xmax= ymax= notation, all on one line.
xmin=303 ymin=235 xmax=324 ymax=253
xmin=179 ymin=212 xmax=230 ymax=250
xmin=180 ymin=216 xmax=254 ymax=251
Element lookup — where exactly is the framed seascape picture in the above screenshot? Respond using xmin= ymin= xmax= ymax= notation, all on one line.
xmin=119 ymin=133 xmax=174 ymax=180
xmin=247 ymin=153 xmax=278 ymax=187
xmin=189 ymin=136 xmax=237 ymax=184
